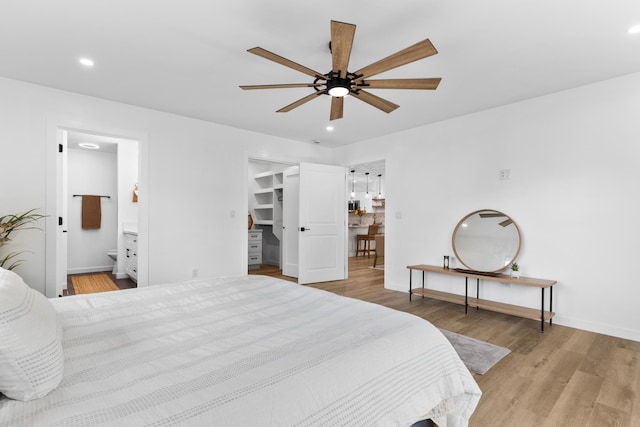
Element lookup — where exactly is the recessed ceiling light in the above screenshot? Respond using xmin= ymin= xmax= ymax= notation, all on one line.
xmin=326 ymin=125 xmax=334 ymax=131
xmin=629 ymin=24 xmax=640 ymax=34
xmin=79 ymin=142 xmax=100 ymax=149
xmin=79 ymin=57 xmax=94 ymax=67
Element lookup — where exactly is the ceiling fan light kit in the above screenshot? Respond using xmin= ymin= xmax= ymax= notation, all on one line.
xmin=326 ymin=77 xmax=351 ymax=97
xmin=240 ymin=20 xmax=441 ymax=121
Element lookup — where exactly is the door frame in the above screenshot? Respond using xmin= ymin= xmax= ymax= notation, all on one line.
xmin=282 ymin=166 xmax=300 ymax=278
xmin=246 ymin=156 xmax=297 ymax=274
xmin=45 ymin=117 xmax=149 ymax=297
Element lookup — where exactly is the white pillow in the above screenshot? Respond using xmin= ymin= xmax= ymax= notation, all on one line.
xmin=0 ymin=267 xmax=64 ymax=401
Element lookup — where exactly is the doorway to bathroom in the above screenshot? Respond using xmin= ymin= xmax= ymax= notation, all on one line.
xmin=59 ymin=130 xmax=139 ymax=294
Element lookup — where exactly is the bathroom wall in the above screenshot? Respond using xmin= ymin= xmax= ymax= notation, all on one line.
xmin=67 ymin=147 xmax=118 ymax=274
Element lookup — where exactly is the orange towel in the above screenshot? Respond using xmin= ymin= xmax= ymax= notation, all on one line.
xmin=82 ymin=195 xmax=101 ymax=229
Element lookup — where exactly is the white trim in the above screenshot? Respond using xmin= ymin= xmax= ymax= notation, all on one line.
xmin=67 ymin=266 xmax=113 ymax=275
xmin=553 ymin=315 xmax=640 ymax=343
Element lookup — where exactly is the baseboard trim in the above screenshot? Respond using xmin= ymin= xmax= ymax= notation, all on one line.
xmin=554 ymin=316 xmax=640 ymax=343
xmin=67 ymin=266 xmax=112 ymax=275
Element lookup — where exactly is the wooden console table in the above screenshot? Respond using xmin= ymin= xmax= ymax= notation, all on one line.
xmin=407 ymin=264 xmax=556 ymax=332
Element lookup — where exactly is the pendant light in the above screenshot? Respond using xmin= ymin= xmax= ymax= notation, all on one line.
xmin=365 ymin=172 xmax=370 ymax=197
xmin=350 ymin=169 xmax=355 ymax=198
xmin=376 ymin=174 xmax=383 ymax=199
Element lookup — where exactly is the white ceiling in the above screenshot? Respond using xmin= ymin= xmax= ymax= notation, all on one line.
xmin=2 ymin=1 xmax=639 ymax=148
xmin=67 ymin=131 xmax=124 ymax=153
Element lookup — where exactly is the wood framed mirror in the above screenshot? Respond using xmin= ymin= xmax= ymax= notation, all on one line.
xmin=451 ymin=209 xmax=521 ymax=273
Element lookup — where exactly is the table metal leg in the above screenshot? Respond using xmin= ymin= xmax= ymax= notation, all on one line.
xmin=465 ymin=277 xmax=468 ymax=314
xmin=550 ymin=286 xmax=553 ymax=326
xmin=476 ymin=278 xmax=480 ymax=311
xmin=541 ymin=288 xmax=545 ymax=332
xmin=422 ymin=271 xmax=425 ymax=299
xmin=409 ymin=269 xmax=412 ymax=301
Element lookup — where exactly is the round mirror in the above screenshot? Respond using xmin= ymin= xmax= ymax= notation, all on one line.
xmin=452 ymin=209 xmax=521 ymax=273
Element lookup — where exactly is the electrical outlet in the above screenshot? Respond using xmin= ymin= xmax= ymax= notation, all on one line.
xmin=192 ymin=268 xmax=198 ymax=278
xmin=499 ymin=169 xmax=511 ymax=180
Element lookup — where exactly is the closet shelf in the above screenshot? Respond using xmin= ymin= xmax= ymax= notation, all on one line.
xmin=254 ymin=188 xmax=273 ymax=195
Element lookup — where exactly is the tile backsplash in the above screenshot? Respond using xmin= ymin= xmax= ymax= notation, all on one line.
xmin=349 ymin=212 xmax=385 ymax=226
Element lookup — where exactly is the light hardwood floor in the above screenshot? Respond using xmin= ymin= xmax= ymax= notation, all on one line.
xmin=251 ymin=257 xmax=640 ymax=427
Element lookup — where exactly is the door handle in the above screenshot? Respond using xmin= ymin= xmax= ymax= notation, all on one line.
xmin=299 ymin=227 xmax=310 ymax=232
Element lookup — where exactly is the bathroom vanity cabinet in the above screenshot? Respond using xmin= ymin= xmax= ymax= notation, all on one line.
xmin=125 ymin=232 xmax=138 ymax=282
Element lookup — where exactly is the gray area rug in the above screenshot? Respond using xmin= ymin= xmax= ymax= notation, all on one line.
xmin=439 ymin=329 xmax=510 ymax=375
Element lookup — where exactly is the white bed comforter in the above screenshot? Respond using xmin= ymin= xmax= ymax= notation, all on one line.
xmin=0 ymin=275 xmax=480 ymax=426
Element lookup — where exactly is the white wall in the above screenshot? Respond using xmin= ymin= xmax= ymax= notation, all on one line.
xmin=67 ymin=148 xmax=117 ymax=273
xmin=333 ymin=72 xmax=640 ymax=342
xmin=3 ymin=70 xmax=638 ymax=341
xmin=0 ymin=76 xmax=331 ymax=295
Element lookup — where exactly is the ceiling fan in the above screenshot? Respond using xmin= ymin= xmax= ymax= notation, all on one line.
xmin=240 ymin=20 xmax=441 ymax=121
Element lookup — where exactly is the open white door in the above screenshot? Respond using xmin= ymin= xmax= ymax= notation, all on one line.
xmin=56 ymin=130 xmax=68 ymax=297
xmin=282 ymin=166 xmax=300 ymax=278
xmin=298 ymin=163 xmax=347 ymax=285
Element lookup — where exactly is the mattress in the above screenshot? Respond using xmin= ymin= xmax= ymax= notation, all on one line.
xmin=0 ymin=275 xmax=481 ymax=426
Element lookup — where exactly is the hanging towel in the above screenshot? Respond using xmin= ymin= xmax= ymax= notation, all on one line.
xmin=82 ymin=195 xmax=102 ymax=229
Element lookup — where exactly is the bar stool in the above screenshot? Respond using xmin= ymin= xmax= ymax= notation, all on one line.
xmin=356 ymin=225 xmax=379 ymax=258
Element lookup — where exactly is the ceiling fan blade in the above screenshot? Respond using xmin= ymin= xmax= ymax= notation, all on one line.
xmin=277 ymin=91 xmax=324 ymax=113
xmin=353 ymin=39 xmax=438 ymax=80
xmin=248 ymin=47 xmax=326 ymax=79
xmin=355 ymin=78 xmax=441 ymax=90
xmin=351 ymin=90 xmax=399 ymax=113
xmin=330 ymin=20 xmax=356 ymax=78
xmin=330 ymin=96 xmax=344 ymax=121
xmin=240 ymin=83 xmax=324 ymax=90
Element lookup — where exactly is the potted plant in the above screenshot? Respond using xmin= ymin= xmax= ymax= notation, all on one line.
xmin=0 ymin=209 xmax=45 ymax=270
xmin=510 ymin=262 xmax=520 ymax=278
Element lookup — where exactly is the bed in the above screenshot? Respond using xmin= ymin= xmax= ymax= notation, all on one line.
xmin=0 ymin=268 xmax=481 ymax=426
